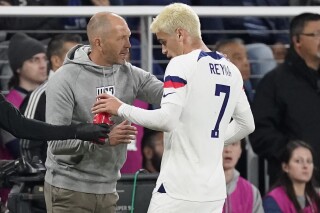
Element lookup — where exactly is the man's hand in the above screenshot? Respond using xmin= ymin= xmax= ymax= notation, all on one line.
xmin=108 ymin=120 xmax=137 ymax=146
xmin=75 ymin=123 xmax=110 ymax=142
xmin=92 ymin=93 xmax=123 ymax=116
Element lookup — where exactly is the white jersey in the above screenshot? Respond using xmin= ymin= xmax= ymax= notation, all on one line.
xmin=118 ymin=49 xmax=253 ymax=202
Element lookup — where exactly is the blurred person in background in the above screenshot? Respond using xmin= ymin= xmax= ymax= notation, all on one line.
xmin=19 ymin=33 xmax=82 ymax=163
xmin=141 ymin=129 xmax=164 ymax=173
xmin=250 ymin=12 xmax=320 ymax=187
xmin=263 ymin=140 xmax=320 ymax=212
xmin=6 ymin=33 xmax=47 ymax=109
xmin=223 ymin=140 xmax=264 ymax=213
xmin=1 ymin=33 xmax=47 ymax=160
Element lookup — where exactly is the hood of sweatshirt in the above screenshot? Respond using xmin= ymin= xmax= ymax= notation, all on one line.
xmin=64 ymin=44 xmax=121 ymax=77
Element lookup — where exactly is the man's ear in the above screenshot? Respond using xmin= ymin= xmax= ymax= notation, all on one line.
xmin=293 ymin=35 xmax=300 ymax=46
xmin=94 ymin=37 xmax=102 ymax=50
xmin=51 ymin=55 xmax=60 ymax=68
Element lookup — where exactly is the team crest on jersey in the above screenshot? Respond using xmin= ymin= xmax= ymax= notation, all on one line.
xmin=96 ymin=86 xmax=115 ymax=96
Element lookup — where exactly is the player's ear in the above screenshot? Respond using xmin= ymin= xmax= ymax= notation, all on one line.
xmin=176 ymin=28 xmax=183 ymax=40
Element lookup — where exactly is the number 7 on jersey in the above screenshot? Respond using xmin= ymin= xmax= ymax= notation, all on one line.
xmin=211 ymin=84 xmax=230 ymax=138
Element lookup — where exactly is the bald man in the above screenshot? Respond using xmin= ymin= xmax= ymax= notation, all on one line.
xmin=44 ymin=12 xmax=163 ymax=213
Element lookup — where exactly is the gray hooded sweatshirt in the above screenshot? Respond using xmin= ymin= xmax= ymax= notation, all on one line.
xmin=45 ymin=44 xmax=163 ymax=194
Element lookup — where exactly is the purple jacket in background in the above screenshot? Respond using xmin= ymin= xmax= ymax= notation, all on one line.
xmin=223 ymin=176 xmax=253 ymax=212
xmin=264 ymin=187 xmax=318 ymax=213
xmin=223 ymin=170 xmax=264 ymax=213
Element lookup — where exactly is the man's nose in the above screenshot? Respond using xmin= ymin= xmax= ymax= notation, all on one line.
xmin=162 ymin=45 xmax=167 ymax=55
xmin=125 ymin=38 xmax=131 ymax=48
xmin=40 ymin=59 xmax=47 ymax=68
xmin=224 ymin=146 xmax=232 ymax=152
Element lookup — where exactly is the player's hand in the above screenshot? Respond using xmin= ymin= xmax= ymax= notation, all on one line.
xmin=74 ymin=123 xmax=110 ymax=142
xmin=92 ymin=93 xmax=122 ymax=116
xmin=108 ymin=120 xmax=137 ymax=146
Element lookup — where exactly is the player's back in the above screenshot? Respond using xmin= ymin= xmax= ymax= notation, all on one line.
xmin=182 ymin=50 xmax=243 ymax=146
xmin=159 ymin=50 xmax=244 ymax=202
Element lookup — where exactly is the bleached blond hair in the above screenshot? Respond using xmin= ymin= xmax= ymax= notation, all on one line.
xmin=150 ymin=3 xmax=201 ymax=39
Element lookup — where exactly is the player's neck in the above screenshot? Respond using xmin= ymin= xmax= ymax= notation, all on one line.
xmin=187 ymin=39 xmax=210 ymax=53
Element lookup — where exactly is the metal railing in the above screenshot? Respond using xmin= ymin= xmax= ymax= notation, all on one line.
xmin=0 ymin=5 xmax=319 ymax=72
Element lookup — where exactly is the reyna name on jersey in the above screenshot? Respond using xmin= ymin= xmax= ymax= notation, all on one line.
xmin=209 ymin=63 xmax=231 ymax=77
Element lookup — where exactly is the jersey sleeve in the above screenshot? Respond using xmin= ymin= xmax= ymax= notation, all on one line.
xmin=161 ymin=57 xmax=189 ymax=107
xmin=234 ymin=88 xmax=252 ymax=114
xmin=224 ymin=90 xmax=255 ymax=145
xmin=118 ymin=102 xmax=182 ymax=132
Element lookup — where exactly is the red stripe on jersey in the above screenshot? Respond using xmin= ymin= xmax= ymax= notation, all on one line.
xmin=164 ymin=81 xmax=186 ymax=88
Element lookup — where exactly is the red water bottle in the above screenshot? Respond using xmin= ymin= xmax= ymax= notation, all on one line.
xmin=93 ymin=112 xmax=114 ymax=144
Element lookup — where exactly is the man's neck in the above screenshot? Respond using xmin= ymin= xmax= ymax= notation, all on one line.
xmin=19 ymin=80 xmax=40 ymax=92
xmin=184 ymin=39 xmax=210 ymax=54
xmin=88 ymin=50 xmax=112 ymax=67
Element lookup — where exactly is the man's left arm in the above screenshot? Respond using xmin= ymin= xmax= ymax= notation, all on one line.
xmin=133 ymin=67 xmax=163 ymax=105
